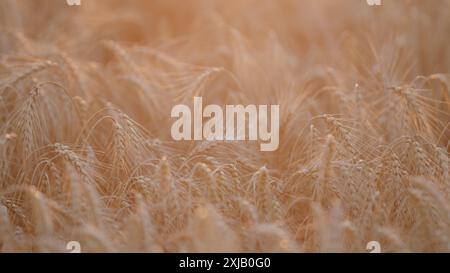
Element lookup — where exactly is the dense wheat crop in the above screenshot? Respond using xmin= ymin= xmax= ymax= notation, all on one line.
xmin=0 ymin=0 xmax=449 ymax=253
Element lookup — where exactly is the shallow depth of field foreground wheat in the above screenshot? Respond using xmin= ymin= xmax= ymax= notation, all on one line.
xmin=0 ymin=0 xmax=449 ymax=253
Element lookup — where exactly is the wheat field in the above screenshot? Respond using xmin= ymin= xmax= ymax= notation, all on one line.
xmin=0 ymin=0 xmax=449 ymax=253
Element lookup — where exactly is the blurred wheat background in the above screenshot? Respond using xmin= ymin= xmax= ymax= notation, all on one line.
xmin=0 ymin=0 xmax=449 ymax=253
